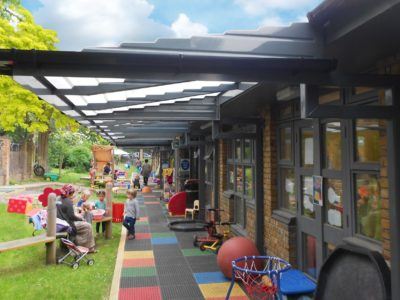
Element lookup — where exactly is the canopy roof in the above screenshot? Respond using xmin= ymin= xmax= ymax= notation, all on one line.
xmin=0 ymin=23 xmax=337 ymax=147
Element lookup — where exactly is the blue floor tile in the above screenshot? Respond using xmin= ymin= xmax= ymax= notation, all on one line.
xmin=194 ymin=271 xmax=229 ymax=284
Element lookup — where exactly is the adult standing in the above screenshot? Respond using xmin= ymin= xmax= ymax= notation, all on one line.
xmin=56 ymin=184 xmax=96 ymax=252
xmin=141 ymin=159 xmax=152 ymax=186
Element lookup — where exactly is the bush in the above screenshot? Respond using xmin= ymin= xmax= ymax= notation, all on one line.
xmin=67 ymin=145 xmax=91 ymax=172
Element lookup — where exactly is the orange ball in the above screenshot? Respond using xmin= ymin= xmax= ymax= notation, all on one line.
xmin=217 ymin=237 xmax=260 ymax=279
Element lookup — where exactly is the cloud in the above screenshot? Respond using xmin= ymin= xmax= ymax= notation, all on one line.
xmin=171 ymin=13 xmax=208 ymax=38
xmin=235 ymin=0 xmax=319 ymax=16
xmin=33 ymin=0 xmax=175 ymax=50
xmin=260 ymin=14 xmax=309 ymax=27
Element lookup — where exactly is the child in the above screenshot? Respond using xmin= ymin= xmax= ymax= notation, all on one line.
xmin=123 ymin=189 xmax=140 ymax=240
xmin=77 ymin=190 xmax=91 ymax=207
xmin=133 ymin=174 xmax=140 ymax=189
xmin=95 ymin=190 xmax=107 ymax=236
xmin=81 ymin=202 xmax=93 ymax=224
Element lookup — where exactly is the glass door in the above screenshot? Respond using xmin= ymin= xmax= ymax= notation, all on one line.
xmin=295 ymin=120 xmax=323 ymax=279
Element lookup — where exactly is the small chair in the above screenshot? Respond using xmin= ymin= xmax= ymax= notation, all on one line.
xmin=185 ymin=200 xmax=200 ymax=219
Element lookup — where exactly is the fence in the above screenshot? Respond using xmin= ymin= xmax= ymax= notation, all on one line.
xmin=9 ymin=143 xmax=25 ymax=182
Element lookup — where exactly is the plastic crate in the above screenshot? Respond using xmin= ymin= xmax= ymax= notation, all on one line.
xmin=112 ymin=202 xmax=124 ymax=223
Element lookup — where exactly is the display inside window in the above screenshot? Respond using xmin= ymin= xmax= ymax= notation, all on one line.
xmin=236 ymin=166 xmax=243 ymax=193
xmin=355 ymin=174 xmax=381 ymax=241
xmin=281 ymin=168 xmax=296 ymax=213
xmin=325 ymin=179 xmax=343 ymax=228
xmin=304 ymin=234 xmax=317 ymax=278
xmin=244 ymin=139 xmax=252 ymax=161
xmin=228 ymin=165 xmax=234 ymax=191
xmin=244 ymin=167 xmax=253 ymax=198
xmin=301 ymin=128 xmax=314 ymax=167
xmin=325 ymin=122 xmax=341 ymax=170
xmin=356 ymin=119 xmax=382 ymax=163
xmin=280 ymin=127 xmax=292 ymax=161
xmin=235 ymin=139 xmax=241 ymax=161
xmin=302 ymin=176 xmax=314 ymax=219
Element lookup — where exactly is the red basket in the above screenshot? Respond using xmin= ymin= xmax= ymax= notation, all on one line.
xmin=112 ymin=202 xmax=124 ymax=223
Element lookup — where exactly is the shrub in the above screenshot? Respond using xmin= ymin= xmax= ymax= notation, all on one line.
xmin=67 ymin=145 xmax=91 ymax=172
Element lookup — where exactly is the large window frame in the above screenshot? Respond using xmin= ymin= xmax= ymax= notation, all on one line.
xmin=226 ymin=138 xmax=255 ymax=229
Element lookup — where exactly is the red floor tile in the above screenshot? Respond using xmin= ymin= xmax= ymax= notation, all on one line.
xmin=123 ymin=258 xmax=155 ymax=268
xmin=119 ymin=286 xmax=161 ymax=300
xmin=134 ymin=233 xmax=151 ymax=240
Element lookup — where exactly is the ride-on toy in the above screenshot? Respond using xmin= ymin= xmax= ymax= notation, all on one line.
xmin=193 ymin=208 xmax=231 ymax=253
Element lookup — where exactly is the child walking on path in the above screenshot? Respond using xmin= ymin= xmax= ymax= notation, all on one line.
xmin=123 ymin=189 xmax=140 ymax=240
xmin=95 ymin=190 xmax=107 ymax=235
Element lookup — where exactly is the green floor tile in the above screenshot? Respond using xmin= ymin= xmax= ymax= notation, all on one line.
xmin=136 ymin=221 xmax=149 ymax=225
xmin=181 ymin=248 xmax=213 ymax=257
xmin=151 ymin=232 xmax=175 ymax=238
xmin=121 ymin=267 xmax=157 ymax=277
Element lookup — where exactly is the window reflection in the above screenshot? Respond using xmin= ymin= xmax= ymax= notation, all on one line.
xmin=281 ymin=168 xmax=296 ymax=213
xmin=302 ymin=176 xmax=314 ymax=218
xmin=304 ymin=234 xmax=317 ymax=278
xmin=356 ymin=174 xmax=381 ymax=241
xmin=228 ymin=165 xmax=234 ymax=190
xmin=280 ymin=127 xmax=292 ymax=161
xmin=325 ymin=122 xmax=341 ymax=170
xmin=235 ymin=139 xmax=241 ymax=161
xmin=244 ymin=139 xmax=252 ymax=161
xmin=356 ymin=119 xmax=382 ymax=163
xmin=325 ymin=179 xmax=343 ymax=228
xmin=244 ymin=167 xmax=253 ymax=198
xmin=236 ymin=166 xmax=243 ymax=193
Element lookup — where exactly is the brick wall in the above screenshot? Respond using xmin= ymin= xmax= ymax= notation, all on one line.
xmin=263 ymin=107 xmax=297 ymax=265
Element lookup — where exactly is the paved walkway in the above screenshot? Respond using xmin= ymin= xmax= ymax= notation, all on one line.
xmin=112 ymin=191 xmax=248 ymax=300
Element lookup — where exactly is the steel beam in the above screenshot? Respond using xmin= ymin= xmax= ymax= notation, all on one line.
xmin=83 ymin=111 xmax=217 ymax=121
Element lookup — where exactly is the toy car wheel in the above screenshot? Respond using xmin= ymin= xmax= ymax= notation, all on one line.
xmin=87 ymin=259 xmax=95 ymax=266
xmin=199 ymin=243 xmax=206 ymax=251
xmin=72 ymin=262 xmax=79 ymax=270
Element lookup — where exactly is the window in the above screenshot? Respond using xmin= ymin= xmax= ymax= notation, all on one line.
xmin=301 ymin=128 xmax=314 ymax=168
xmin=355 ymin=119 xmax=381 ymax=163
xmin=355 ymin=173 xmax=381 ymax=241
xmin=280 ymin=127 xmax=292 ymax=161
xmin=325 ymin=179 xmax=343 ymax=228
xmin=226 ymin=139 xmax=255 ymax=229
xmin=302 ymin=176 xmax=314 ymax=218
xmin=324 ymin=122 xmax=342 ymax=170
xmin=304 ymin=234 xmax=317 ymax=278
xmin=281 ymin=168 xmax=296 ymax=213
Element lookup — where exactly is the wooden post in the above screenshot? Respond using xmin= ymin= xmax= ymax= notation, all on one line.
xmin=46 ymin=193 xmax=57 ymax=264
xmin=106 ymin=181 xmax=113 ymax=217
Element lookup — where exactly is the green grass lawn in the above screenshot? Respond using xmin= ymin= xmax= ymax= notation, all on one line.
xmin=0 ymin=203 xmax=122 ymax=299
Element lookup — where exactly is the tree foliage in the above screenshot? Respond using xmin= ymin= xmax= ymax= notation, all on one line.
xmin=0 ymin=1 xmax=78 ymax=138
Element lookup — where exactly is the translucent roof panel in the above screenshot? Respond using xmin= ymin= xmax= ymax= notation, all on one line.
xmin=45 ymin=76 xmax=125 ymax=89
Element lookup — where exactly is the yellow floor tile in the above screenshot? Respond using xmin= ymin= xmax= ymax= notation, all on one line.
xmin=123 ymin=250 xmax=154 ymax=259
xmin=199 ymin=282 xmax=247 ymax=298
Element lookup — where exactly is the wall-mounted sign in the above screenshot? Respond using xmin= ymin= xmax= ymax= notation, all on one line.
xmin=313 ymin=175 xmax=323 ymax=206
xmin=180 ymin=158 xmax=190 ymax=172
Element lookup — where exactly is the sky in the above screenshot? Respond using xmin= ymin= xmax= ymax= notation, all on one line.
xmin=21 ymin=0 xmax=322 ymax=51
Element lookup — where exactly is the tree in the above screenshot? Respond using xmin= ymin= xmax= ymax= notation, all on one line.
xmin=0 ymin=1 xmax=78 ymax=138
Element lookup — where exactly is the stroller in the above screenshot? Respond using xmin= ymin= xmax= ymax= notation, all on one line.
xmin=58 ymin=238 xmax=95 ymax=269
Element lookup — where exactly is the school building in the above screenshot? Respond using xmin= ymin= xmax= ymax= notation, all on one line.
xmin=1 ymin=0 xmax=400 ymax=297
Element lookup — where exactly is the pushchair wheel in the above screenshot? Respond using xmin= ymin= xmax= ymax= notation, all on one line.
xmin=72 ymin=262 xmax=79 ymax=270
xmin=193 ymin=235 xmax=198 ymax=247
xmin=87 ymin=259 xmax=95 ymax=266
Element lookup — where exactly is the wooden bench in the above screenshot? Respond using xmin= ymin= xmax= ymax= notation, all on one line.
xmin=0 ymin=234 xmax=55 ymax=253
xmin=92 ymin=216 xmax=113 ymax=239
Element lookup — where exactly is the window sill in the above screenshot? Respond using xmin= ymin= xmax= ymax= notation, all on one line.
xmin=343 ymin=236 xmax=382 ymax=253
xmin=231 ymin=224 xmax=247 ymax=237
xmin=272 ymin=209 xmax=296 ymax=226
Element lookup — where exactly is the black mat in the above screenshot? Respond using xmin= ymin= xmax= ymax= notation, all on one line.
xmin=120 ymin=276 xmax=159 ymax=288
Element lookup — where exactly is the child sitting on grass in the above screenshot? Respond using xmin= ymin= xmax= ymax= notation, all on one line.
xmin=123 ymin=189 xmax=140 ymax=240
xmin=95 ymin=190 xmax=107 ymax=236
